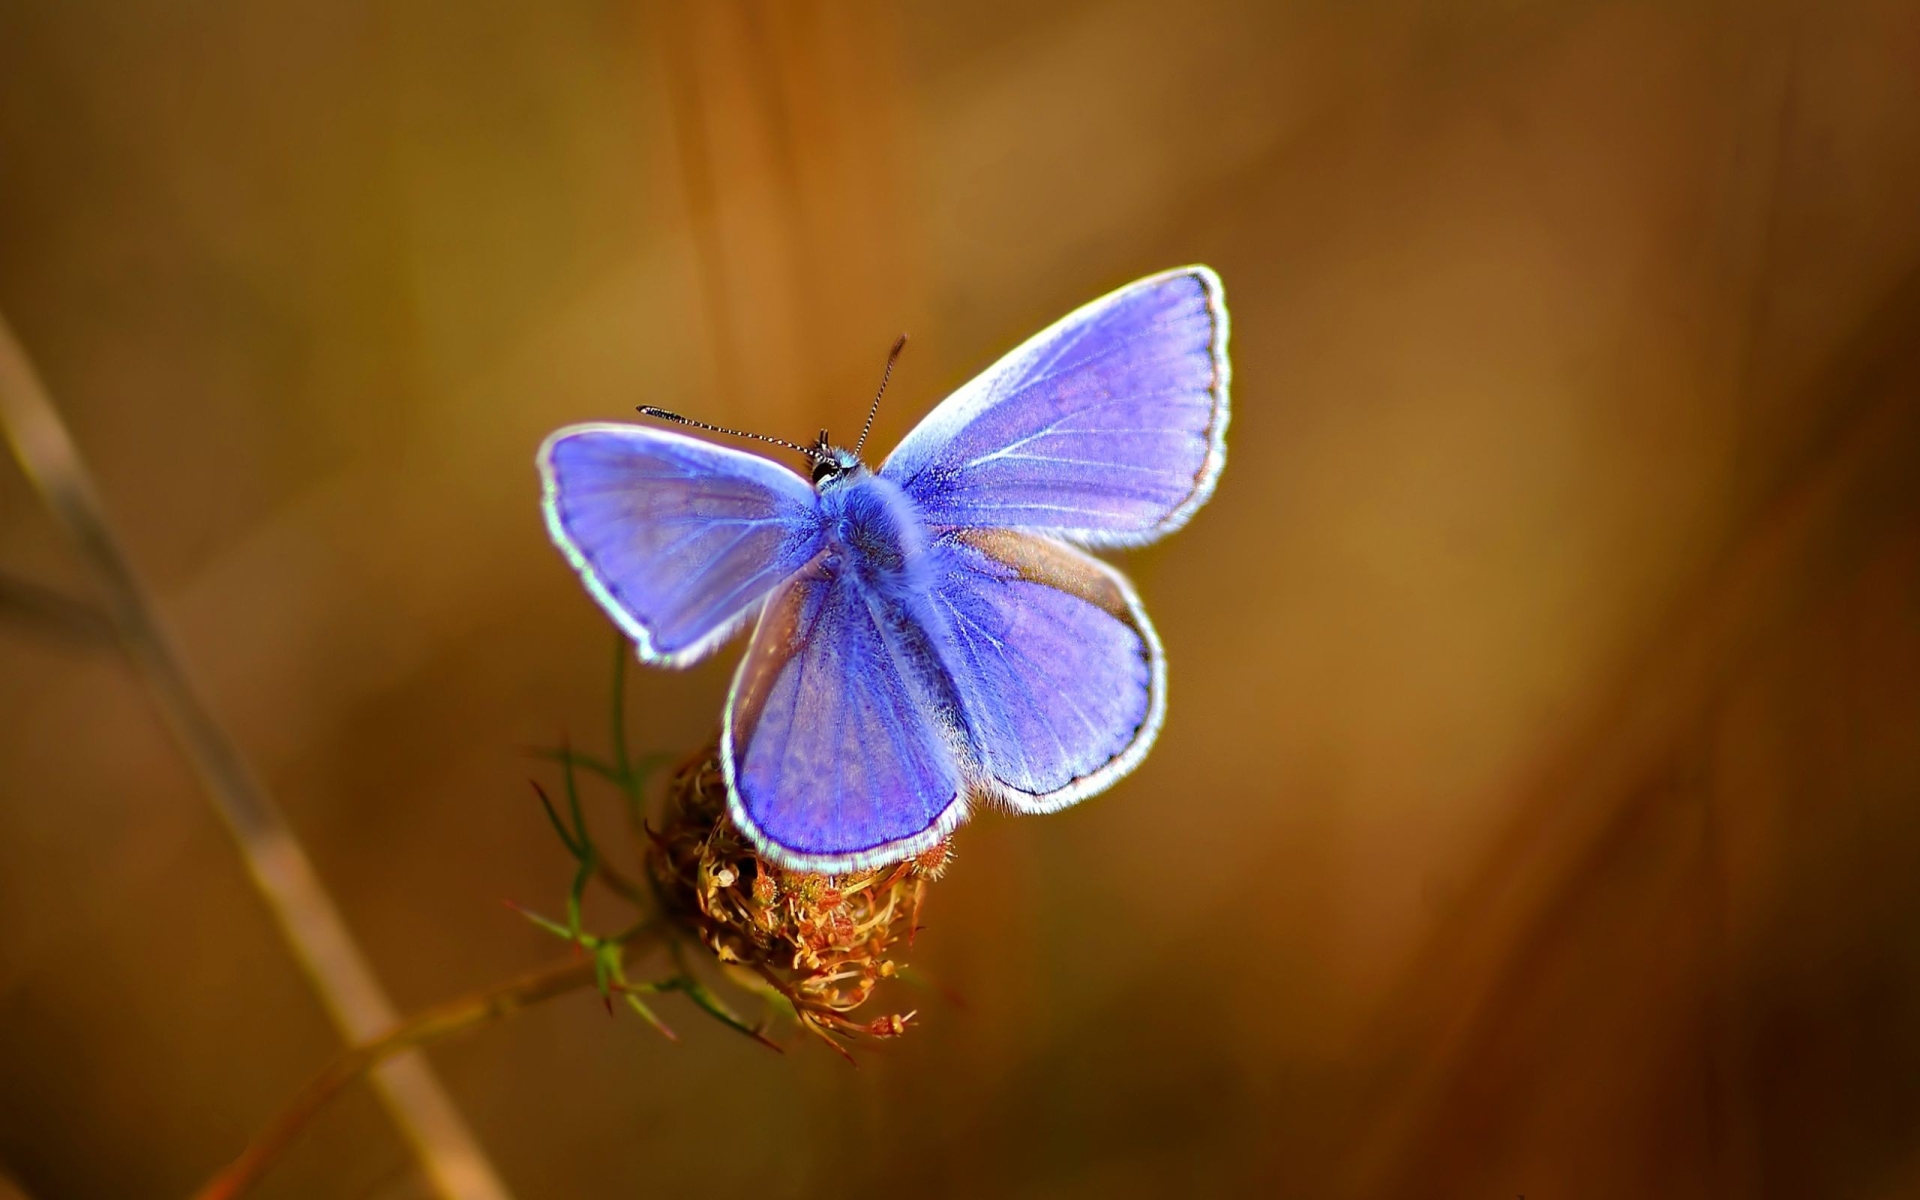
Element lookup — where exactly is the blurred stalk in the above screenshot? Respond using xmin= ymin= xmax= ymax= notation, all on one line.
xmin=192 ymin=953 xmax=605 ymax=1200
xmin=0 ymin=313 xmax=512 ymax=1200
xmin=654 ymin=0 xmax=921 ymax=431
xmin=0 ymin=570 xmax=113 ymax=645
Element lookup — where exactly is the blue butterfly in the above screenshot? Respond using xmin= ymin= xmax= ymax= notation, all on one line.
xmin=538 ymin=266 xmax=1230 ymax=873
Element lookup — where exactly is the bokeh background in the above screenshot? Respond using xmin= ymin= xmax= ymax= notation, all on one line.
xmin=5 ymin=1 xmax=1920 ymax=1196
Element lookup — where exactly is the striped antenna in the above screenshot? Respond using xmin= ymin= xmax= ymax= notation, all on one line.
xmin=636 ymin=406 xmax=817 ymax=459
xmin=853 ymin=334 xmax=909 ymax=457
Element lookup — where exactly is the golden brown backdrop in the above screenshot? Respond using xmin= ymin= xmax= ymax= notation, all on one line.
xmin=4 ymin=1 xmax=1920 ymax=1196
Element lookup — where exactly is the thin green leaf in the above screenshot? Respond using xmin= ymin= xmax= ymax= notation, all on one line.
xmin=558 ymin=740 xmax=593 ymax=860
xmin=615 ymin=753 xmax=668 ymax=833
xmin=566 ymin=859 xmax=593 ymax=938
xmin=721 ymin=962 xmax=800 ymax=1022
xmin=529 ymin=781 xmax=583 ymax=859
xmin=506 ymin=901 xmax=574 ymax=942
xmin=610 ymin=631 xmax=633 ymax=784
xmin=673 ymin=974 xmax=781 ymax=1051
xmin=622 ymin=990 xmax=679 ymax=1041
xmin=528 ymin=746 xmax=626 ymax=787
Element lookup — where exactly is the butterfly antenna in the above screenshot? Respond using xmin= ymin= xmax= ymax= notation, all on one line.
xmin=636 ymin=406 xmax=817 ymax=459
xmin=854 ymin=333 xmax=909 ymax=457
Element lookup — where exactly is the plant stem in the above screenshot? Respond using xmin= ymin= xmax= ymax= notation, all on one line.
xmin=193 ymin=951 xmax=616 ymax=1200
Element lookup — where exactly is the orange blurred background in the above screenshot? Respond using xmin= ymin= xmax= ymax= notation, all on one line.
xmin=5 ymin=1 xmax=1920 ymax=1196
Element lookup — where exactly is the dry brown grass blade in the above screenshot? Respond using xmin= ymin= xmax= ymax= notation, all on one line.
xmin=0 ymin=312 xmax=511 ymax=1200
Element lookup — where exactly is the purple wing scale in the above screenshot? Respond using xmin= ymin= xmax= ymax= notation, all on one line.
xmin=723 ymin=562 xmax=972 ymax=873
xmin=929 ymin=529 xmax=1164 ymax=811
xmin=881 ymin=265 xmax=1229 ymax=547
xmin=539 ymin=423 xmax=823 ymax=666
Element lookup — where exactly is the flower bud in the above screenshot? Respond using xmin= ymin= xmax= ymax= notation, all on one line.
xmin=647 ymin=746 xmax=945 ymax=1051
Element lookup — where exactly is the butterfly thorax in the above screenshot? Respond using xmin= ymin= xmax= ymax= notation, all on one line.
xmin=815 ymin=466 xmax=931 ymax=596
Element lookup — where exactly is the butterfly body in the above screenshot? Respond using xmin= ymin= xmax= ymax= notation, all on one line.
xmin=816 ymin=463 xmax=931 ymax=596
xmin=541 ymin=266 xmax=1230 ymax=872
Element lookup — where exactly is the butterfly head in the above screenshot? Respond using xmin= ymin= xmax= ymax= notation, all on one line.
xmin=808 ymin=434 xmax=865 ymax=489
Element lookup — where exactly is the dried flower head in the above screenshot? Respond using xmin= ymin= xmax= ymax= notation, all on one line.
xmin=647 ymin=745 xmax=947 ymax=1056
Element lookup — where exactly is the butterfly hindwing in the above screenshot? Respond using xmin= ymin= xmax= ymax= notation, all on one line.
xmin=723 ymin=559 xmax=971 ymax=873
xmin=929 ymin=529 xmax=1163 ymax=812
xmin=881 ymin=266 xmax=1229 ymax=548
xmin=539 ymin=423 xmax=824 ymax=666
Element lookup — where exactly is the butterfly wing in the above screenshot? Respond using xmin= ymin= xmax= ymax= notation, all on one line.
xmin=880 ymin=265 xmax=1229 ymax=548
xmin=928 ymin=529 xmax=1163 ymax=812
xmin=723 ymin=559 xmax=971 ymax=873
xmin=539 ymin=423 xmax=824 ymax=666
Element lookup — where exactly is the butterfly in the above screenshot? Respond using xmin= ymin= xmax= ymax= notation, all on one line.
xmin=538 ymin=266 xmax=1230 ymax=873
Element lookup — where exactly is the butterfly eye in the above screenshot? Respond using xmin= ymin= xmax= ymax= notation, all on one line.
xmin=812 ymin=458 xmax=839 ymax=484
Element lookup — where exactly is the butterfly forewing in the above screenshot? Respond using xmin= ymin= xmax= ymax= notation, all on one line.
xmin=881 ymin=266 xmax=1229 ymax=548
xmin=539 ymin=423 xmax=824 ymax=666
